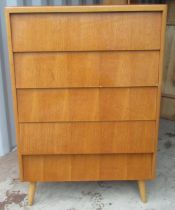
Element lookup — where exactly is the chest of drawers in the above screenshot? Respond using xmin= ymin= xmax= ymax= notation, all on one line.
xmin=6 ymin=5 xmax=166 ymax=205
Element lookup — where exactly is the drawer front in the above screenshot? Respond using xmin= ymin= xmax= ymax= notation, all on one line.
xmin=23 ymin=154 xmax=153 ymax=181
xmin=19 ymin=121 xmax=156 ymax=154
xmin=14 ymin=51 xmax=159 ymax=88
xmin=17 ymin=87 xmax=157 ymax=122
xmin=11 ymin=12 xmax=161 ymax=52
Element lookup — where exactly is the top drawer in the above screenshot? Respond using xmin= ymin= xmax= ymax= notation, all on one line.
xmin=11 ymin=12 xmax=162 ymax=52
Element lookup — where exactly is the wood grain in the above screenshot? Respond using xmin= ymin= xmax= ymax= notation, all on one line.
xmin=102 ymin=0 xmax=128 ymax=4
xmin=152 ymin=7 xmax=167 ymax=178
xmin=23 ymin=154 xmax=153 ymax=181
xmin=14 ymin=51 xmax=160 ymax=88
xmin=5 ymin=5 xmax=167 ymax=14
xmin=5 ymin=10 xmax=24 ymax=179
xmin=17 ymin=88 xmax=157 ymax=122
xmin=19 ymin=121 xmax=156 ymax=154
xmin=11 ymin=12 xmax=161 ymax=52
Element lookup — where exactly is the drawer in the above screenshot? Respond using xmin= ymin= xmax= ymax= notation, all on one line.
xmin=22 ymin=154 xmax=153 ymax=181
xmin=19 ymin=121 xmax=156 ymax=154
xmin=11 ymin=12 xmax=161 ymax=52
xmin=14 ymin=51 xmax=159 ymax=88
xmin=17 ymin=87 xmax=157 ymax=122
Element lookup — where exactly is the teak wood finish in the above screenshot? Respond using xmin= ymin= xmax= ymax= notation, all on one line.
xmin=5 ymin=5 xmax=167 ymax=205
xmin=11 ymin=12 xmax=161 ymax=51
xmin=17 ymin=88 xmax=157 ymax=122
xmin=19 ymin=121 xmax=156 ymax=154
xmin=15 ymin=51 xmax=159 ymax=88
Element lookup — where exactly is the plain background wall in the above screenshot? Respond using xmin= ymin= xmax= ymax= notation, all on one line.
xmin=0 ymin=0 xmax=95 ymax=156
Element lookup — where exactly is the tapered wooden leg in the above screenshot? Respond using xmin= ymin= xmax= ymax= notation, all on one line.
xmin=138 ymin=180 xmax=147 ymax=203
xmin=28 ymin=182 xmax=36 ymax=206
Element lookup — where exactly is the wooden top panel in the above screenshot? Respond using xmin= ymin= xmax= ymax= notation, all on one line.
xmin=11 ymin=12 xmax=162 ymax=52
xmin=5 ymin=5 xmax=167 ymax=13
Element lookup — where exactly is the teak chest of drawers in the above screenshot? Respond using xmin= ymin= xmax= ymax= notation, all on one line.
xmin=6 ymin=5 xmax=166 ymax=205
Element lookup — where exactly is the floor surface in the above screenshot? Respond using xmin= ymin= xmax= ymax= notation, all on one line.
xmin=0 ymin=119 xmax=175 ymax=210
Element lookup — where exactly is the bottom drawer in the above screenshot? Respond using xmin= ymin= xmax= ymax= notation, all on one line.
xmin=22 ymin=154 xmax=153 ymax=181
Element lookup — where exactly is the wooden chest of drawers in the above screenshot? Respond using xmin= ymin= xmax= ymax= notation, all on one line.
xmin=6 ymin=5 xmax=166 ymax=205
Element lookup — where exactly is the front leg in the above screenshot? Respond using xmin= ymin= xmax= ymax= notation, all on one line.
xmin=28 ymin=182 xmax=37 ymax=205
xmin=138 ymin=180 xmax=147 ymax=203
